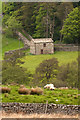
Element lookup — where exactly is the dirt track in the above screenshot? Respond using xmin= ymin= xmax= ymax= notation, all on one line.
xmin=0 ymin=111 xmax=79 ymax=119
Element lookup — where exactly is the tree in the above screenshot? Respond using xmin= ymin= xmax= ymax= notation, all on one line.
xmin=2 ymin=51 xmax=32 ymax=85
xmin=5 ymin=16 xmax=22 ymax=37
xmin=33 ymin=3 xmax=58 ymax=39
xmin=33 ymin=4 xmax=47 ymax=38
xmin=55 ymin=2 xmax=73 ymax=42
xmin=57 ymin=61 xmax=78 ymax=88
xmin=34 ymin=58 xmax=59 ymax=86
xmin=61 ymin=7 xmax=79 ymax=44
xmin=66 ymin=62 xmax=78 ymax=88
xmin=2 ymin=2 xmax=79 ymax=44
xmin=2 ymin=64 xmax=31 ymax=85
xmin=20 ymin=3 xmax=35 ymax=35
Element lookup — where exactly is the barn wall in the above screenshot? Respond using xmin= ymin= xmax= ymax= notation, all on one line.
xmin=30 ymin=41 xmax=35 ymax=54
xmin=36 ymin=42 xmax=54 ymax=55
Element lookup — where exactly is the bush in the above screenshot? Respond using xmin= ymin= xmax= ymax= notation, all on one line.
xmin=18 ymin=88 xmax=30 ymax=95
xmin=57 ymin=61 xmax=78 ymax=88
xmin=53 ymin=79 xmax=67 ymax=88
xmin=1 ymin=87 xmax=11 ymax=93
xmin=4 ymin=93 xmax=9 ymax=98
xmin=2 ymin=56 xmax=32 ymax=85
xmin=30 ymin=87 xmax=43 ymax=95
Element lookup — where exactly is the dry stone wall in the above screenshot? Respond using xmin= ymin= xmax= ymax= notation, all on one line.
xmin=1 ymin=103 xmax=79 ymax=115
xmin=4 ymin=46 xmax=29 ymax=56
xmin=16 ymin=31 xmax=30 ymax=47
xmin=4 ymin=43 xmax=78 ymax=56
xmin=54 ymin=44 xmax=78 ymax=51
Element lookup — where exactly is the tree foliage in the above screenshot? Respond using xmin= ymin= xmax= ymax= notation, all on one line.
xmin=34 ymin=57 xmax=78 ymax=88
xmin=57 ymin=61 xmax=78 ymax=88
xmin=34 ymin=58 xmax=59 ymax=86
xmin=2 ymin=51 xmax=32 ymax=85
xmin=2 ymin=2 xmax=77 ymax=43
xmin=61 ymin=7 xmax=79 ymax=44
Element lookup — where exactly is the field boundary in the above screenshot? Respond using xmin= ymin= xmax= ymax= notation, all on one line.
xmin=54 ymin=44 xmax=78 ymax=51
xmin=1 ymin=103 xmax=79 ymax=115
xmin=4 ymin=44 xmax=78 ymax=56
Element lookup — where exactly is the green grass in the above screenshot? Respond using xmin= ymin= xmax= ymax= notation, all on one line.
xmin=0 ymin=0 xmax=2 ymax=59
xmin=2 ymin=35 xmax=24 ymax=57
xmin=21 ymin=51 xmax=78 ymax=73
xmin=1 ymin=85 xmax=78 ymax=105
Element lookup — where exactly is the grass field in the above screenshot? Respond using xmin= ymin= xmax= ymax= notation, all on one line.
xmin=0 ymin=1 xmax=2 ymax=59
xmin=2 ymin=35 xmax=24 ymax=57
xmin=21 ymin=51 xmax=78 ymax=73
xmin=1 ymin=85 xmax=78 ymax=105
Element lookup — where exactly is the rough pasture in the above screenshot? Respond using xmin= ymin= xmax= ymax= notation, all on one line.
xmin=21 ymin=51 xmax=78 ymax=73
xmin=1 ymin=85 xmax=78 ymax=105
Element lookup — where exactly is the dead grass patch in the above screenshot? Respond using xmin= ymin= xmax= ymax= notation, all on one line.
xmin=30 ymin=87 xmax=43 ymax=95
xmin=18 ymin=88 xmax=30 ymax=95
xmin=1 ymin=111 xmax=78 ymax=119
xmin=0 ymin=87 xmax=11 ymax=93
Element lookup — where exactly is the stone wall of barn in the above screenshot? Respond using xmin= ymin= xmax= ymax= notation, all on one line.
xmin=30 ymin=41 xmax=35 ymax=54
xmin=35 ymin=42 xmax=54 ymax=55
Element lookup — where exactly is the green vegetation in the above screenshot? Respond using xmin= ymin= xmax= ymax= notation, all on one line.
xmin=1 ymin=85 xmax=78 ymax=105
xmin=2 ymin=51 xmax=32 ymax=85
xmin=2 ymin=35 xmax=24 ymax=56
xmin=0 ymin=1 xmax=2 ymax=59
xmin=2 ymin=2 xmax=79 ymax=43
xmin=1 ymin=2 xmax=79 ymax=105
xmin=34 ymin=58 xmax=59 ymax=86
xmin=21 ymin=51 xmax=78 ymax=73
xmin=2 ymin=51 xmax=78 ymax=88
xmin=34 ymin=57 xmax=78 ymax=88
xmin=61 ymin=7 xmax=79 ymax=44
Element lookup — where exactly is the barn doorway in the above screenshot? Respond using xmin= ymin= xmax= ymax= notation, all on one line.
xmin=41 ymin=49 xmax=43 ymax=54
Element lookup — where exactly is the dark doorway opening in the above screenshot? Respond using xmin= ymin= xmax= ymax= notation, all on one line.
xmin=41 ymin=49 xmax=43 ymax=54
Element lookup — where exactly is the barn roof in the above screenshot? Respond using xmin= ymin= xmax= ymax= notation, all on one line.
xmin=32 ymin=38 xmax=53 ymax=43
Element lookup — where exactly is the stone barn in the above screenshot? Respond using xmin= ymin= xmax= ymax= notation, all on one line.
xmin=30 ymin=38 xmax=54 ymax=55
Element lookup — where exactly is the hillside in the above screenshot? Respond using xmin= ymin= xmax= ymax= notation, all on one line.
xmin=21 ymin=51 xmax=78 ymax=73
xmin=2 ymin=35 xmax=24 ymax=57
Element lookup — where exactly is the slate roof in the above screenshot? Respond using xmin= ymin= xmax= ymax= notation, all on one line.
xmin=32 ymin=38 xmax=53 ymax=43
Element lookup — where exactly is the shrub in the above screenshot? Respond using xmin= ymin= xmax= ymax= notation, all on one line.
xmin=18 ymin=88 xmax=30 ymax=95
xmin=4 ymin=93 xmax=9 ymax=98
xmin=30 ymin=87 xmax=43 ymax=95
xmin=57 ymin=61 xmax=78 ymax=88
xmin=2 ymin=50 xmax=32 ymax=85
xmin=1 ymin=87 xmax=11 ymax=93
xmin=2 ymin=62 xmax=31 ymax=85
xmin=74 ymin=95 xmax=78 ymax=99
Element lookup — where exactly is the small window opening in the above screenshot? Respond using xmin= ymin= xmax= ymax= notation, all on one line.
xmin=44 ymin=43 xmax=46 ymax=47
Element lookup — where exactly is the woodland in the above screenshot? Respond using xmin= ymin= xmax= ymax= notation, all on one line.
xmin=2 ymin=2 xmax=79 ymax=44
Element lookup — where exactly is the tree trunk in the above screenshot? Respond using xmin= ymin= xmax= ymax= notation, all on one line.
xmin=46 ymin=9 xmax=49 ymax=38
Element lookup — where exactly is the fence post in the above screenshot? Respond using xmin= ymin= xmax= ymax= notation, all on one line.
xmin=45 ymin=100 xmax=48 ymax=114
